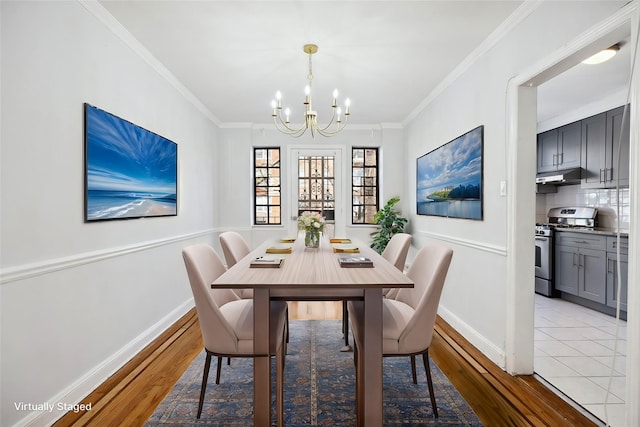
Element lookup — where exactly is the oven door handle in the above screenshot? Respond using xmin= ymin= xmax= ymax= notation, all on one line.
xmin=535 ymin=237 xmax=549 ymax=242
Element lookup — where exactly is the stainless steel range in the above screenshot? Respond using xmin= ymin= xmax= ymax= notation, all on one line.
xmin=535 ymin=224 xmax=555 ymax=296
xmin=534 ymin=207 xmax=598 ymax=296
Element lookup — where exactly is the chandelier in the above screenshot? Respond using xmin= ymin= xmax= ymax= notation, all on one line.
xmin=271 ymin=44 xmax=350 ymax=138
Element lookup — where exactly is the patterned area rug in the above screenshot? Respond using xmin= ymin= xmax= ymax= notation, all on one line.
xmin=146 ymin=320 xmax=482 ymax=426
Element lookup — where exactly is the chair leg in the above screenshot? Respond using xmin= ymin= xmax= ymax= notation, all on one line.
xmin=198 ymin=352 xmax=212 ymax=419
xmin=422 ymin=350 xmax=438 ymax=418
xmin=410 ymin=355 xmax=417 ymax=384
xmin=216 ymin=356 xmax=223 ymax=384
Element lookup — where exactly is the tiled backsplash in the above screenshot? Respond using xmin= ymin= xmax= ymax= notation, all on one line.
xmin=536 ymin=185 xmax=630 ymax=230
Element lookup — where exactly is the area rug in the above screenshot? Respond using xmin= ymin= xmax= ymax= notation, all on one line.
xmin=146 ymin=320 xmax=482 ymax=426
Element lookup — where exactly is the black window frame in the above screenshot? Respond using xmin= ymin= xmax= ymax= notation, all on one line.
xmin=351 ymin=147 xmax=379 ymax=224
xmin=253 ymin=147 xmax=281 ymax=225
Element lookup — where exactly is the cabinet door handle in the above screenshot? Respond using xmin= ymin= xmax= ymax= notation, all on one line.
xmin=606 ymin=167 xmax=613 ymax=182
xmin=573 ymin=253 xmax=578 ymax=266
xmin=558 ymin=152 xmax=564 ymax=165
xmin=552 ymin=153 xmax=557 ymax=166
xmin=578 ymin=253 xmax=583 ymax=268
xmin=599 ymin=169 xmax=605 ymax=183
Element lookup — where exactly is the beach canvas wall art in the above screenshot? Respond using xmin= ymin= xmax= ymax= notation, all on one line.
xmin=416 ymin=125 xmax=483 ymax=220
xmin=84 ymin=104 xmax=178 ymax=221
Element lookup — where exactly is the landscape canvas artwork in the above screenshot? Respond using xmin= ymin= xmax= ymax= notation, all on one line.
xmin=84 ymin=104 xmax=178 ymax=221
xmin=416 ymin=125 xmax=483 ymax=220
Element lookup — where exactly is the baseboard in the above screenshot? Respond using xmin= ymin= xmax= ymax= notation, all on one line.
xmin=438 ymin=305 xmax=506 ymax=369
xmin=18 ymin=299 xmax=194 ymax=427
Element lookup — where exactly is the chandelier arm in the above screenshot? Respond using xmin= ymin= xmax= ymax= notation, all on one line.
xmin=273 ymin=117 xmax=306 ymax=137
xmin=273 ymin=111 xmax=306 ymax=134
xmin=317 ymin=107 xmax=339 ymax=132
xmin=315 ymin=114 xmax=350 ymax=137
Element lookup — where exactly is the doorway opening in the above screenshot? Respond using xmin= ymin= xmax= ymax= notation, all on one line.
xmin=507 ymin=8 xmax=636 ymax=427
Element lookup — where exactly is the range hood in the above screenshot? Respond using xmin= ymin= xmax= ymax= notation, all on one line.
xmin=535 ymin=167 xmax=582 ymax=185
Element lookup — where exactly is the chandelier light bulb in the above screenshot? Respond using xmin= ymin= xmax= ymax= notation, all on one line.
xmin=344 ymin=98 xmax=351 ymax=115
xmin=275 ymin=91 xmax=282 ymax=108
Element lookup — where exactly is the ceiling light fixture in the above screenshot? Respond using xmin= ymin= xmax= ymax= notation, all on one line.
xmin=582 ymin=44 xmax=620 ymax=65
xmin=271 ymin=44 xmax=350 ymax=138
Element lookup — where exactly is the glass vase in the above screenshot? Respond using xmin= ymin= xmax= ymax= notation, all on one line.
xmin=305 ymin=229 xmax=320 ymax=248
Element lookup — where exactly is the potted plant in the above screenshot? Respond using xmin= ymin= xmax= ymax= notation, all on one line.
xmin=370 ymin=197 xmax=408 ymax=254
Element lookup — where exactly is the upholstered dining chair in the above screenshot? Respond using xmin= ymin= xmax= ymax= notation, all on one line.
xmin=219 ymin=231 xmax=253 ymax=299
xmin=348 ymin=243 xmax=453 ymax=420
xmin=182 ymin=244 xmax=288 ymax=423
xmin=219 ymin=231 xmax=290 ymax=344
xmin=380 ymin=232 xmax=412 ymax=299
xmin=341 ymin=233 xmax=412 ymax=348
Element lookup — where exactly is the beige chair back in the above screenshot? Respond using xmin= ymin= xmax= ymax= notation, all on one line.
xmin=219 ymin=231 xmax=251 ymax=268
xmin=182 ymin=244 xmax=242 ymax=354
xmin=394 ymin=244 xmax=453 ymax=353
xmin=381 ymin=233 xmax=412 ymax=271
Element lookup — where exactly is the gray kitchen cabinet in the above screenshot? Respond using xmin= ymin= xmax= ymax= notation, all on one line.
xmin=581 ymin=105 xmax=630 ymax=188
xmin=537 ymin=121 xmax=581 ymax=173
xmin=555 ymin=244 xmax=579 ymax=295
xmin=606 ymin=236 xmax=628 ymax=312
xmin=555 ymin=232 xmax=606 ymax=304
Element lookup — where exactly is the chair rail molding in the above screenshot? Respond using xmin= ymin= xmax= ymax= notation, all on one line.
xmin=413 ymin=230 xmax=507 ymax=257
xmin=0 ymin=229 xmax=216 ymax=285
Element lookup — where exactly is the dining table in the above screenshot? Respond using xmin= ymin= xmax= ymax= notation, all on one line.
xmin=211 ymin=233 xmax=414 ymax=426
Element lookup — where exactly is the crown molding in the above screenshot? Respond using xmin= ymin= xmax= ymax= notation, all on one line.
xmin=403 ymin=0 xmax=544 ymax=126
xmin=78 ymin=0 xmax=222 ymax=127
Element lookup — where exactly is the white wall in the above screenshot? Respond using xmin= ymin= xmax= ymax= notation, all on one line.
xmin=0 ymin=2 xmax=219 ymax=426
xmin=403 ymin=1 xmax=629 ymax=366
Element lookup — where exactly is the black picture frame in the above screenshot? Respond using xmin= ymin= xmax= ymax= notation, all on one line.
xmin=84 ymin=103 xmax=178 ymax=222
xmin=416 ymin=125 xmax=483 ymax=220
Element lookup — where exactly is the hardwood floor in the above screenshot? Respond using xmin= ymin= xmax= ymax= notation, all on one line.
xmin=53 ymin=302 xmax=598 ymax=427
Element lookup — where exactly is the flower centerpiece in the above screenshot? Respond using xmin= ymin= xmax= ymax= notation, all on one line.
xmin=298 ymin=211 xmax=325 ymax=248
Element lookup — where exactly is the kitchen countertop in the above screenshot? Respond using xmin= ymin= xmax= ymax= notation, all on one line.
xmin=554 ymin=227 xmax=629 ymax=237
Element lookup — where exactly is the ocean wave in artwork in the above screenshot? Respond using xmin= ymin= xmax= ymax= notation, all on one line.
xmin=87 ymin=190 xmax=176 ymax=220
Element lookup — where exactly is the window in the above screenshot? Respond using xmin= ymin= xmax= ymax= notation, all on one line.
xmin=254 ymin=148 xmax=281 ymax=225
xmin=297 ymin=155 xmax=335 ymax=222
xmin=352 ymin=148 xmax=379 ymax=224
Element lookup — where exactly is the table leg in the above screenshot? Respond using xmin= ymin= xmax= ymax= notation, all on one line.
xmin=362 ymin=288 xmax=383 ymax=426
xmin=253 ymin=288 xmax=271 ymax=426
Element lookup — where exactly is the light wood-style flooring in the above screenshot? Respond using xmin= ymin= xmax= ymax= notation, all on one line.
xmin=54 ymin=301 xmax=597 ymax=426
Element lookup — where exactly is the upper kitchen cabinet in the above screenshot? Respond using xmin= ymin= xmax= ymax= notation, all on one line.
xmin=537 ymin=121 xmax=581 ymax=173
xmin=581 ymin=105 xmax=630 ymax=188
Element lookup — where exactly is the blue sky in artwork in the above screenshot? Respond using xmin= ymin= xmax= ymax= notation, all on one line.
xmin=417 ymin=126 xmax=482 ymax=200
xmin=86 ymin=106 xmax=177 ymax=194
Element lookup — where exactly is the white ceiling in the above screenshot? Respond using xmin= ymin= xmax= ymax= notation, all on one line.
xmin=99 ymin=1 xmax=630 ymax=128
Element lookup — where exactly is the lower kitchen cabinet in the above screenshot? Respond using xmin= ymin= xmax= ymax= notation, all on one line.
xmin=555 ymin=232 xmax=607 ymax=304
xmin=606 ymin=236 xmax=628 ymax=312
xmin=555 ymin=244 xmax=579 ymax=295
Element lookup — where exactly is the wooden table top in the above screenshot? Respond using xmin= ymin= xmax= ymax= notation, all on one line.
xmin=211 ymin=234 xmax=414 ymax=291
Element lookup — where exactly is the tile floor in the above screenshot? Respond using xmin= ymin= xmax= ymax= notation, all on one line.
xmin=535 ymin=294 xmax=627 ymax=427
